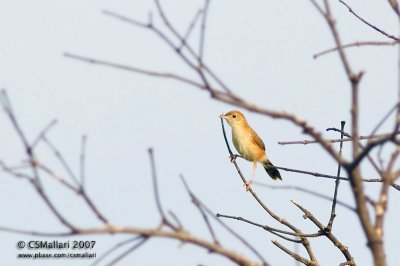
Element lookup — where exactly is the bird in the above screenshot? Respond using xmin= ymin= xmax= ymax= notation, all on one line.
xmin=220 ymin=110 xmax=281 ymax=190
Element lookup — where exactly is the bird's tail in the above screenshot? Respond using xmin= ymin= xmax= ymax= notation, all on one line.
xmin=262 ymin=159 xmax=282 ymax=180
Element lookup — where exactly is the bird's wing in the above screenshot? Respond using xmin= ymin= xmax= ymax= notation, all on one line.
xmin=250 ymin=128 xmax=265 ymax=151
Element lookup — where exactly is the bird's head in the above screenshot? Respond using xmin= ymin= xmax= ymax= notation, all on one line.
xmin=220 ymin=110 xmax=247 ymax=127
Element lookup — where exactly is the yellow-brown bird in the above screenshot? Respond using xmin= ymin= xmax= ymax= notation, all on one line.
xmin=220 ymin=110 xmax=281 ymax=189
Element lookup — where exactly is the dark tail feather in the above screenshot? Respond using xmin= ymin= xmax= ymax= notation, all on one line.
xmin=263 ymin=160 xmax=282 ymax=180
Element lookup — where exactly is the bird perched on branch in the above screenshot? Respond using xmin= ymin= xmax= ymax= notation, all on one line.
xmin=220 ymin=110 xmax=281 ymax=190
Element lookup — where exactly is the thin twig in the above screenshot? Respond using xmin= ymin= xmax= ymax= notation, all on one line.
xmin=254 ymin=183 xmax=354 ymax=211
xmin=42 ymin=136 xmax=80 ymax=186
xmin=313 ymin=41 xmax=398 ymax=59
xmin=216 ymin=214 xmax=321 ymax=240
xmin=339 ymin=0 xmax=400 ymax=41
xmin=291 ymin=200 xmax=355 ymax=265
xmin=350 ymin=133 xmax=394 ymax=170
xmin=80 ymin=135 xmax=87 ymax=188
xmin=0 ymin=161 xmax=34 ymax=182
xmin=199 ymin=0 xmax=210 ymax=63
xmin=179 ymin=9 xmax=203 ymax=50
xmin=43 ymin=133 xmax=107 ymax=224
xmin=308 ymin=0 xmax=325 ymax=16
xmin=44 ymin=137 xmax=109 ymax=224
xmin=180 ymin=175 xmax=220 ymax=245
xmin=323 ymin=0 xmax=354 ymax=78
xmin=168 ymin=210 xmax=183 ymax=230
xmin=0 ymin=226 xmax=74 ymax=237
xmin=148 ymin=148 xmax=176 ymax=230
xmin=278 ymin=132 xmax=399 ymax=145
xmin=31 ymin=119 xmax=58 ymax=148
xmin=37 ymin=163 xmax=78 ymax=191
xmin=326 ymin=127 xmax=382 ymax=176
xmin=80 ymin=192 xmax=109 ymax=224
xmin=92 ymin=236 xmax=142 ymax=266
xmin=105 ymin=237 xmax=149 ymax=266
xmin=65 ymin=53 xmax=206 ymax=90
xmin=39 ymin=161 xmax=109 ymax=224
xmin=388 ymin=0 xmax=400 ymax=16
xmin=370 ymin=101 xmax=400 ymax=137
xmin=272 ymin=240 xmax=312 ymax=266
xmin=221 ymin=114 xmax=234 ymax=156
xmin=273 ymin=164 xmax=397 ymax=189
xmin=327 ymin=121 xmax=345 ymax=231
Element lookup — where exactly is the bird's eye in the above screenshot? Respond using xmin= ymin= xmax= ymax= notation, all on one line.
xmin=232 ymin=114 xmax=237 ymax=118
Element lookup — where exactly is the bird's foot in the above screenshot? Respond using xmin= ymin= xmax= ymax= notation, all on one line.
xmin=244 ymin=180 xmax=253 ymax=191
xmin=229 ymin=154 xmax=241 ymax=163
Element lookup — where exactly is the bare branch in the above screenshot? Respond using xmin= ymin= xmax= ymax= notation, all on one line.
xmin=326 ymin=127 xmax=382 ymax=176
xmin=167 ymin=210 xmax=183 ymax=230
xmin=387 ymin=0 xmax=400 ymax=16
xmin=216 ymin=213 xmax=321 ymax=240
xmin=36 ymin=163 xmax=77 ymax=191
xmin=327 ymin=121 xmax=345 ymax=231
xmin=308 ymin=0 xmax=324 ymax=16
xmin=180 ymin=9 xmax=203 ymax=50
xmin=278 ymin=132 xmax=400 ymax=145
xmin=41 ymin=136 xmax=109 ymax=224
xmin=255 ymin=183 xmax=354 ymax=211
xmin=148 ymin=148 xmax=177 ymax=230
xmin=259 ymin=164 xmax=399 ymax=190
xmin=0 ymin=161 xmax=34 ymax=182
xmin=370 ymin=101 xmax=400 ymax=137
xmin=80 ymin=191 xmax=109 ymax=225
xmin=64 ymin=53 xmax=206 ymax=90
xmin=180 ymin=175 xmax=220 ymax=245
xmin=105 ymin=237 xmax=149 ymax=266
xmin=31 ymin=119 xmax=58 ymax=148
xmin=92 ymin=236 xmax=142 ymax=266
xmin=271 ymin=240 xmax=311 ymax=266
xmin=339 ymin=0 xmax=400 ymax=41
xmin=42 ymin=136 xmax=80 ymax=186
xmin=0 ymin=226 xmax=73 ymax=237
xmin=80 ymin=135 xmax=87 ymax=188
xmin=291 ymin=200 xmax=355 ymax=265
xmin=199 ymin=0 xmax=210 ymax=63
xmin=313 ymin=41 xmax=398 ymax=59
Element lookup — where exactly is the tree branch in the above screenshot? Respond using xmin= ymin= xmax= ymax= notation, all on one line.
xmin=339 ymin=0 xmax=400 ymax=41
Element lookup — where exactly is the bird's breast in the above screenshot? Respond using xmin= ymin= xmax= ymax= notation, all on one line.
xmin=232 ymin=128 xmax=263 ymax=162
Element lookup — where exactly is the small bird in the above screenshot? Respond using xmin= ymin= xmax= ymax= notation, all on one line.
xmin=220 ymin=110 xmax=281 ymax=190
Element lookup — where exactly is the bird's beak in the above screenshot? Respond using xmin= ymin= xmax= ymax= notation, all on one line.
xmin=219 ymin=113 xmax=226 ymax=119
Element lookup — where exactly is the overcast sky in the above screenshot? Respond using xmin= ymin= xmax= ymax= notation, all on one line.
xmin=1 ymin=0 xmax=399 ymax=265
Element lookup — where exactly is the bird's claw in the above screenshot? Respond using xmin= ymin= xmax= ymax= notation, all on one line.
xmin=229 ymin=154 xmax=240 ymax=163
xmin=244 ymin=180 xmax=253 ymax=191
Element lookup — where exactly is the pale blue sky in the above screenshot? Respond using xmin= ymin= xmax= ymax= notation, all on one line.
xmin=0 ymin=0 xmax=399 ymax=265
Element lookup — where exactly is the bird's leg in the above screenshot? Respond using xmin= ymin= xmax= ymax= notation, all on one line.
xmin=229 ymin=154 xmax=242 ymax=163
xmin=245 ymin=162 xmax=257 ymax=191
